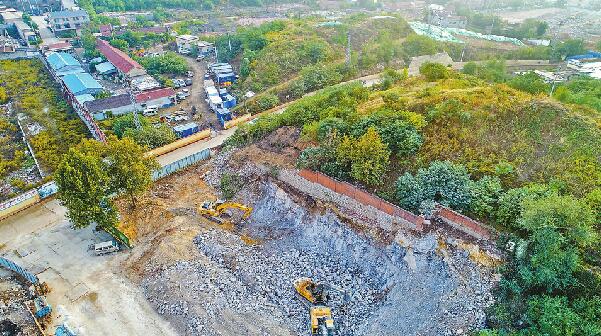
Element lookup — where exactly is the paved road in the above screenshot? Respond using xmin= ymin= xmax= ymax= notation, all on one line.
xmin=31 ymin=16 xmax=59 ymax=46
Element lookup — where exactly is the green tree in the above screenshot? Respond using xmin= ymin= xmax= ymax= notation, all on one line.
xmin=109 ymin=38 xmax=129 ymax=51
xmin=0 ymin=87 xmax=7 ymax=104
xmin=508 ymin=72 xmax=550 ymax=94
xmin=123 ymin=124 xmax=176 ymax=149
xmin=336 ymin=127 xmax=390 ymax=186
xmin=419 ymin=62 xmax=450 ymax=81
xmin=104 ymin=136 xmax=159 ymax=207
xmin=55 ymin=144 xmax=118 ymax=229
xmin=401 ymin=34 xmax=438 ymax=59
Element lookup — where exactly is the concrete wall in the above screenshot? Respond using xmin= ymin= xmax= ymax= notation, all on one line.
xmin=434 ymin=205 xmax=492 ymax=240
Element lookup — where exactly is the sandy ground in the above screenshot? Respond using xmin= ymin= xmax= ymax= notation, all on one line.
xmin=0 ymin=200 xmax=178 ymax=336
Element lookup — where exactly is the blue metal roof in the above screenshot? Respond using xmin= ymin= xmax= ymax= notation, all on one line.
xmin=566 ymin=51 xmax=601 ymax=61
xmin=95 ymin=62 xmax=116 ymax=74
xmin=62 ymin=73 xmax=103 ymax=95
xmin=47 ymin=52 xmax=81 ymax=71
xmin=75 ymin=94 xmax=95 ymax=104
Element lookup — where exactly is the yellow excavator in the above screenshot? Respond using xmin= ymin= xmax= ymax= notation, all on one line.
xmin=294 ymin=278 xmax=348 ymax=336
xmin=198 ymin=199 xmax=253 ymax=223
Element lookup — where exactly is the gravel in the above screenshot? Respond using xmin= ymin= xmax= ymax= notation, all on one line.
xmin=140 ymin=181 xmax=497 ymax=336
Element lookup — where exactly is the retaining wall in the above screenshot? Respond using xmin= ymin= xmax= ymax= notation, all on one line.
xmin=434 ymin=205 xmax=492 ymax=240
xmin=298 ymin=169 xmax=424 ymax=231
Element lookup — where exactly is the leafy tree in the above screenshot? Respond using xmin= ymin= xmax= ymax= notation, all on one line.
xmin=123 ymin=124 xmax=176 ymax=149
xmin=0 ymin=87 xmax=8 ymax=104
xmin=336 ymin=127 xmax=390 ymax=186
xmin=419 ymin=62 xmax=450 ymax=81
xmin=508 ymin=72 xmax=550 ymax=94
xmin=469 ymin=176 xmax=503 ymax=220
xmin=401 ymin=34 xmax=438 ymax=59
xmin=109 ymin=38 xmax=129 ymax=51
xmin=523 ymin=295 xmax=582 ymax=336
xmin=55 ymin=145 xmax=118 ymax=229
xmin=104 ymin=136 xmax=159 ymax=207
xmin=518 ymin=194 xmax=598 ymax=248
xmin=495 ymin=184 xmax=558 ymax=229
xmin=138 ymin=52 xmax=189 ymax=75
xmin=396 ymin=161 xmax=473 ymax=212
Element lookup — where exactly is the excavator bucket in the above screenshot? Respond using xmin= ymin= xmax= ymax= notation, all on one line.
xmin=294 ymin=277 xmax=317 ymax=304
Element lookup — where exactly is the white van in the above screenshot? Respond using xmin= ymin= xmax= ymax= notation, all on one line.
xmin=94 ymin=241 xmax=119 ymax=256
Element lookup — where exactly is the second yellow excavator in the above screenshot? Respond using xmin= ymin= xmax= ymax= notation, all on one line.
xmin=198 ymin=199 xmax=253 ymax=223
xmin=294 ymin=277 xmax=348 ymax=336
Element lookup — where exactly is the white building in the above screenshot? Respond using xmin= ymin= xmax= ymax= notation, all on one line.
xmin=176 ymin=34 xmax=199 ymax=54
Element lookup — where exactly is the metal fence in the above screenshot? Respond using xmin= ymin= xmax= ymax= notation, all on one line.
xmin=0 ymin=257 xmax=39 ymax=284
xmin=152 ymin=148 xmax=211 ymax=180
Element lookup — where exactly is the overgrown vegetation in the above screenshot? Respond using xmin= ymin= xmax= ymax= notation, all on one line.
xmin=0 ymin=60 xmax=88 ymax=174
xmin=110 ymin=114 xmax=176 ymax=149
xmin=227 ymin=65 xmax=601 ymax=334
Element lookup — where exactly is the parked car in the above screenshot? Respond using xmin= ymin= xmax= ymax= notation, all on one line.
xmin=204 ymin=73 xmax=210 ymax=80
xmin=184 ymin=78 xmax=193 ymax=86
xmin=187 ymin=71 xmax=194 ymax=77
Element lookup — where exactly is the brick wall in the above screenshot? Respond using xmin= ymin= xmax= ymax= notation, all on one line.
xmin=299 ymin=169 xmax=424 ymax=231
xmin=434 ymin=205 xmax=492 ymax=240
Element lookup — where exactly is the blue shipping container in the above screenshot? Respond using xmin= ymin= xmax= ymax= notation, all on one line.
xmin=173 ymin=122 xmax=199 ymax=138
xmin=222 ymin=94 xmax=237 ymax=109
xmin=216 ymin=109 xmax=232 ymax=127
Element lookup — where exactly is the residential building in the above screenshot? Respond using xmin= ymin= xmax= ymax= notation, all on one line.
xmin=197 ymin=41 xmax=214 ymax=56
xmin=176 ymin=34 xmax=199 ymax=54
xmin=13 ymin=20 xmax=36 ymax=44
xmin=0 ymin=35 xmax=18 ymax=53
xmin=99 ymin=24 xmax=112 ymax=37
xmin=0 ymin=7 xmax=22 ymax=24
xmin=62 ymin=73 xmax=104 ymax=95
xmin=96 ymin=39 xmax=147 ymax=79
xmin=95 ymin=61 xmax=117 ymax=76
xmin=43 ymin=41 xmax=73 ymax=53
xmin=47 ymin=10 xmax=89 ymax=34
xmin=47 ymin=52 xmax=84 ymax=77
xmin=134 ymin=87 xmax=175 ymax=109
xmin=84 ymin=93 xmax=136 ymax=120
xmin=0 ymin=0 xmax=60 ymax=15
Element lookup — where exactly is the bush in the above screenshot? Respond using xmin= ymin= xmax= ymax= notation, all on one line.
xmin=419 ymin=62 xmax=450 ymax=81
xmin=220 ymin=173 xmax=243 ymax=199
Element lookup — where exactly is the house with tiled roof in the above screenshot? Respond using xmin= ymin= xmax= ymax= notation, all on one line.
xmin=96 ymin=39 xmax=146 ymax=79
xmin=134 ymin=87 xmax=175 ymax=108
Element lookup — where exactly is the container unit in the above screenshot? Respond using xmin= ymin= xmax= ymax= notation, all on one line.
xmin=216 ymin=108 xmax=233 ymax=127
xmin=208 ymin=95 xmax=224 ymax=112
xmin=222 ymin=94 xmax=237 ymax=109
xmin=215 ymin=72 xmax=237 ymax=87
xmin=173 ymin=122 xmax=200 ymax=138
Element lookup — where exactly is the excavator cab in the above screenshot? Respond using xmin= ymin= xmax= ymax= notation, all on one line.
xmin=294 ymin=277 xmax=348 ymax=336
xmin=198 ymin=199 xmax=253 ymax=223
xmin=310 ymin=306 xmax=335 ymax=336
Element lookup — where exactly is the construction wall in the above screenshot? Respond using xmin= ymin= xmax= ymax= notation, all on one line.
xmin=298 ymin=169 xmax=424 ymax=231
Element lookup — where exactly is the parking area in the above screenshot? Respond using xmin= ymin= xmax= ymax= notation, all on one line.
xmin=160 ymin=56 xmax=222 ymax=131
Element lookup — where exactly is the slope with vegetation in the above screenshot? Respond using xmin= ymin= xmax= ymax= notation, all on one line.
xmin=227 ymin=64 xmax=601 ymax=335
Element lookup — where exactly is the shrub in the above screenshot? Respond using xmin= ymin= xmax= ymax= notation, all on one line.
xmin=419 ymin=62 xmax=450 ymax=81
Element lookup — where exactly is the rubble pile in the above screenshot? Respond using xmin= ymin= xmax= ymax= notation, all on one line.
xmin=141 ymin=182 xmax=497 ymax=336
xmin=0 ymin=276 xmax=38 ymax=336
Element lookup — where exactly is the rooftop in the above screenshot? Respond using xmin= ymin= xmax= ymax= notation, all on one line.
xmin=62 ymin=73 xmax=103 ymax=94
xmin=134 ymin=87 xmax=175 ymax=103
xmin=47 ymin=52 xmax=81 ymax=71
xmin=85 ymin=94 xmax=133 ymax=112
xmin=95 ymin=61 xmax=116 ymax=74
xmin=96 ymin=39 xmax=144 ymax=75
xmin=48 ymin=10 xmax=89 ymax=19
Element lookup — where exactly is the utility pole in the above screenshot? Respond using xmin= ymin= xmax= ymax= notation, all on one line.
xmin=345 ymin=31 xmax=351 ymax=67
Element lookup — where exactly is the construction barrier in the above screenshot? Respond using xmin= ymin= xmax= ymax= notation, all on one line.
xmin=152 ymin=148 xmax=211 ymax=180
xmin=224 ymin=113 xmax=252 ymax=129
xmin=0 ymin=182 xmax=58 ymax=221
xmin=299 ymin=169 xmax=424 ymax=230
xmin=145 ymin=129 xmax=211 ymax=158
xmin=0 ymin=257 xmax=39 ymax=284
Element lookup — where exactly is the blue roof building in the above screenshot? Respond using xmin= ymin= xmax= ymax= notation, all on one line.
xmin=95 ymin=62 xmax=117 ymax=75
xmin=47 ymin=52 xmax=83 ymax=76
xmin=62 ymin=73 xmax=104 ymax=96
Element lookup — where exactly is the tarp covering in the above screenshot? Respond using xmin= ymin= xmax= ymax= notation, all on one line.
xmin=409 ymin=21 xmax=525 ymax=46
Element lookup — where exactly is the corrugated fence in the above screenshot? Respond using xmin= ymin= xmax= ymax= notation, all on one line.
xmin=299 ymin=169 xmax=424 ymax=231
xmin=152 ymin=148 xmax=211 ymax=180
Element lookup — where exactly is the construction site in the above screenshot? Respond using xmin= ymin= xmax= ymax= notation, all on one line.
xmin=104 ymin=128 xmax=498 ymax=336
xmin=0 ymin=126 xmax=502 ymax=336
